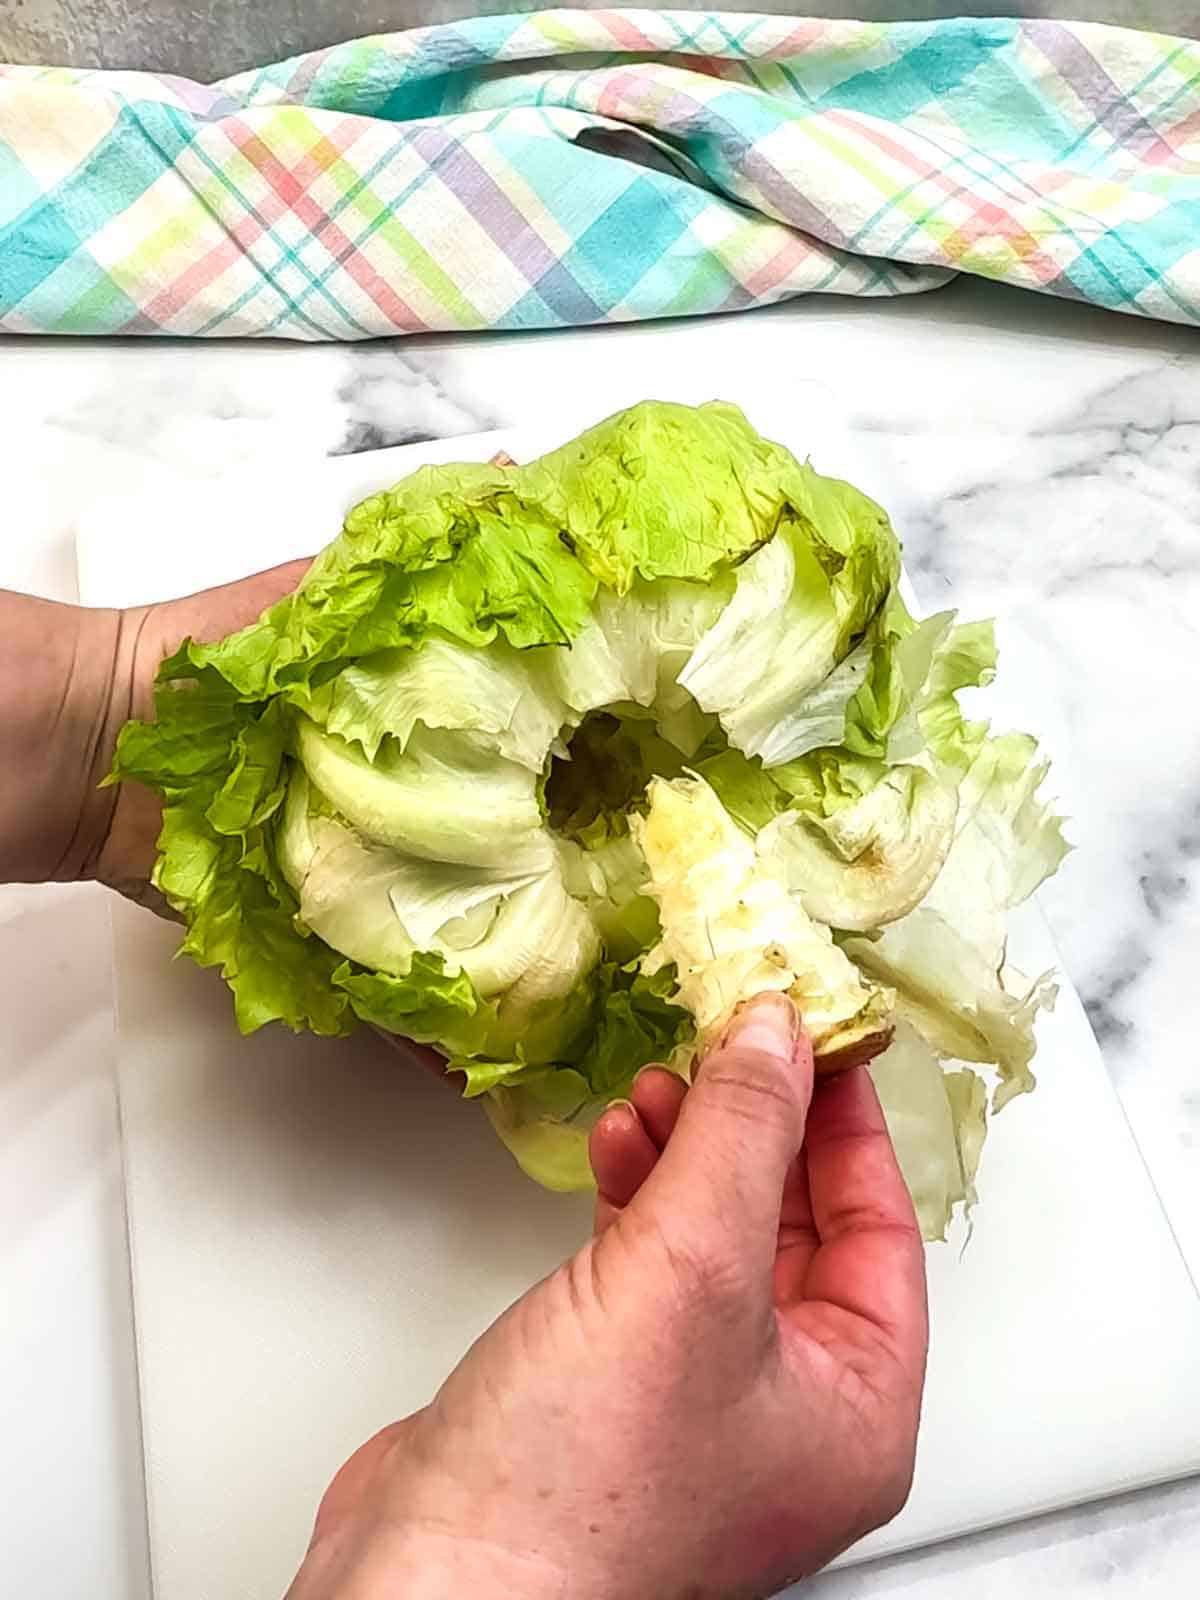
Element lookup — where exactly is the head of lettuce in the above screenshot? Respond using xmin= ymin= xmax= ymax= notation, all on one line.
xmin=109 ymin=401 xmax=1067 ymax=1239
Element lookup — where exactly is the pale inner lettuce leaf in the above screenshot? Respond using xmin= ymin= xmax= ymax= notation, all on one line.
xmin=295 ymin=715 xmax=553 ymax=872
xmin=755 ymin=632 xmax=874 ymax=764
xmin=633 ymin=774 xmax=893 ymax=1060
xmin=926 ymin=731 xmax=1070 ymax=973
xmin=844 ymin=908 xmax=1057 ymax=1108
xmin=759 ymin=765 xmax=958 ymax=932
xmin=484 ymin=1082 xmax=598 ymax=1193
xmin=679 ymin=534 xmax=839 ymax=764
xmin=592 ymin=579 xmax=728 ymax=754
xmin=278 ymin=771 xmax=592 ymax=1002
xmin=557 ymin=834 xmax=658 ymax=962
xmin=678 ymin=467 xmax=899 ymax=767
xmin=870 ymin=1022 xmax=988 ymax=1242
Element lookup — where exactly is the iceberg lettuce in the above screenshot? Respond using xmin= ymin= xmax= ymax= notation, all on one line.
xmin=110 ymin=400 xmax=1067 ymax=1232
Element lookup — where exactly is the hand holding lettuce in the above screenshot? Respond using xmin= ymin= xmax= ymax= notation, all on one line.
xmin=109 ymin=401 xmax=1068 ymax=1238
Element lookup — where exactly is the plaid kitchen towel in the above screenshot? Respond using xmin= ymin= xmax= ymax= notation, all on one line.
xmin=1 ymin=10 xmax=1197 ymax=338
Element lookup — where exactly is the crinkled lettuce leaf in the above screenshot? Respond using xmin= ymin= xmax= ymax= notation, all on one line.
xmin=522 ymin=399 xmax=818 ymax=591
xmin=918 ymin=619 xmax=997 ymax=778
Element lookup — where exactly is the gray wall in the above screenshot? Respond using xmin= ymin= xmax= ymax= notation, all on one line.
xmin=2 ymin=1 xmax=1195 ymax=84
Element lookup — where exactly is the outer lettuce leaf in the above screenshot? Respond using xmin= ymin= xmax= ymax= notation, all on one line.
xmin=111 ymin=686 xmax=354 ymax=1037
xmin=471 ymin=965 xmax=693 ymax=1192
xmin=522 ymin=400 xmax=813 ymax=590
xmin=334 ymin=952 xmax=502 ymax=1060
xmin=869 ymin=1022 xmax=988 ymax=1241
xmin=306 ymin=637 xmax=567 ymax=770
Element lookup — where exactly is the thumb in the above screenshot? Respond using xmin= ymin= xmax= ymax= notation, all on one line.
xmin=634 ymin=993 xmax=814 ymax=1281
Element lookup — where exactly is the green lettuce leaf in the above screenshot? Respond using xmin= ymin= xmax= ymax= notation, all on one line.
xmin=522 ymin=399 xmax=814 ymax=590
xmin=334 ymin=951 xmax=501 ymax=1059
xmin=472 ymin=965 xmax=693 ymax=1192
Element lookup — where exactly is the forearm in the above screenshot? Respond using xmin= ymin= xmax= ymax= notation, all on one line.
xmin=0 ymin=590 xmax=138 ymax=884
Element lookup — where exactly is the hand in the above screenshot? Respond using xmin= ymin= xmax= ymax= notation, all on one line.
xmin=288 ymin=994 xmax=928 ymax=1600
xmin=0 ymin=564 xmax=308 ymax=902
xmin=2 ymin=450 xmax=520 ymax=900
xmin=95 ymin=563 xmax=314 ymax=909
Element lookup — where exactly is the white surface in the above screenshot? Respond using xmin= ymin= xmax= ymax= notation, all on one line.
xmin=78 ymin=421 xmax=1200 ymax=1600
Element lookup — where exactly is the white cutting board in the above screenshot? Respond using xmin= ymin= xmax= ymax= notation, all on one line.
xmin=79 ymin=423 xmax=1200 ymax=1600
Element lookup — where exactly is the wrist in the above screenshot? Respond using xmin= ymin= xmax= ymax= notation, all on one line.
xmin=290 ymin=1410 xmax=586 ymax=1600
xmin=0 ymin=593 xmax=146 ymax=885
xmin=294 ymin=1522 xmax=572 ymax=1600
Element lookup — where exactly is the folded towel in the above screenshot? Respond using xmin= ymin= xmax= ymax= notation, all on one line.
xmin=1 ymin=10 xmax=1196 ymax=338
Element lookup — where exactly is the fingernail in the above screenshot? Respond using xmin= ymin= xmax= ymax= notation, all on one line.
xmin=604 ymin=1097 xmax=638 ymax=1123
xmin=725 ymin=993 xmax=798 ymax=1056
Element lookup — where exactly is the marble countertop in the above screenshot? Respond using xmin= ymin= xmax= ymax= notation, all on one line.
xmin=2 ymin=278 xmax=1198 ymax=1598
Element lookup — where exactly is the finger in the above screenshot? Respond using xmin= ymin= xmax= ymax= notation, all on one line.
xmin=134 ymin=559 xmax=316 ymax=721
xmin=373 ymin=1029 xmax=449 ymax=1082
xmin=632 ymin=995 xmax=815 ymax=1282
xmin=590 ymin=1101 xmax=659 ymax=1233
xmin=774 ymin=1153 xmax=820 ymax=1306
xmin=190 ymin=557 xmax=315 ymax=642
xmin=802 ymin=1067 xmax=927 ymax=1374
xmin=630 ymin=1067 xmax=687 ymax=1151
xmin=779 ymin=1148 xmax=816 ymax=1233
